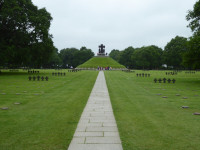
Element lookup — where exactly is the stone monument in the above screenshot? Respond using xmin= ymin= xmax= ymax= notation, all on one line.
xmin=98 ymin=44 xmax=106 ymax=56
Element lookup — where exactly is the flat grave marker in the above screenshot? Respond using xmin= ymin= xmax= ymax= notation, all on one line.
xmin=1 ymin=107 xmax=9 ymax=110
xmin=193 ymin=112 xmax=200 ymax=115
xmin=182 ymin=106 xmax=189 ymax=109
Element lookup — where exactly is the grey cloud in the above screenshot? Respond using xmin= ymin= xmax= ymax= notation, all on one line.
xmin=32 ymin=0 xmax=196 ymax=54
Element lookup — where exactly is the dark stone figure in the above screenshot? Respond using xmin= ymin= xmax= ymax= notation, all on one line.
xmin=41 ymin=76 xmax=44 ymax=81
xmin=37 ymin=76 xmax=40 ymax=81
xmin=172 ymin=79 xmax=176 ymax=83
xmin=33 ymin=76 xmax=36 ymax=81
xmin=167 ymin=79 xmax=171 ymax=83
xmin=28 ymin=76 xmax=32 ymax=81
xmin=154 ymin=78 xmax=157 ymax=83
xmin=163 ymin=78 xmax=166 ymax=83
xmin=99 ymin=44 xmax=105 ymax=54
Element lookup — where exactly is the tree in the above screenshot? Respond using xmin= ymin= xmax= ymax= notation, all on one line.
xmin=183 ymin=35 xmax=200 ymax=69
xmin=59 ymin=47 xmax=94 ymax=68
xmin=73 ymin=47 xmax=94 ymax=67
xmin=44 ymin=48 xmax=62 ymax=68
xmin=131 ymin=45 xmax=163 ymax=69
xmin=162 ymin=36 xmax=188 ymax=69
xmin=59 ymin=48 xmax=79 ymax=68
xmin=184 ymin=0 xmax=200 ymax=69
xmin=119 ymin=46 xmax=135 ymax=68
xmin=0 ymin=0 xmax=54 ymax=68
xmin=186 ymin=0 xmax=200 ymax=35
xmin=109 ymin=49 xmax=121 ymax=62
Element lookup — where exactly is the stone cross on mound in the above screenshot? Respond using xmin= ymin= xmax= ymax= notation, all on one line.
xmin=98 ymin=44 xmax=105 ymax=56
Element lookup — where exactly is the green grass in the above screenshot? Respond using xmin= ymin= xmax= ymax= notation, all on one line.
xmin=77 ymin=56 xmax=125 ymax=69
xmin=1 ymin=69 xmax=200 ymax=150
xmin=105 ymin=70 xmax=200 ymax=150
xmin=0 ymin=69 xmax=98 ymax=150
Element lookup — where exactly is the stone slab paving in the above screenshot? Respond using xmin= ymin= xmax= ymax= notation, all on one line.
xmin=68 ymin=71 xmax=123 ymax=150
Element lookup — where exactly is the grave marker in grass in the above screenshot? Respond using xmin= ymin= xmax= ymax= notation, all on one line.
xmin=182 ymin=106 xmax=189 ymax=109
xmin=193 ymin=112 xmax=200 ymax=115
xmin=1 ymin=107 xmax=9 ymax=110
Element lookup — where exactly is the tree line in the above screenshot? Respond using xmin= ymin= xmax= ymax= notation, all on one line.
xmin=0 ymin=0 xmax=94 ymax=69
xmin=109 ymin=1 xmax=200 ymax=70
xmin=0 ymin=0 xmax=200 ymax=69
xmin=109 ymin=36 xmax=188 ymax=69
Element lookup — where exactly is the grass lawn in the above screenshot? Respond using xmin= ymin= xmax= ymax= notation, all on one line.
xmin=105 ymin=70 xmax=200 ymax=150
xmin=0 ymin=69 xmax=98 ymax=150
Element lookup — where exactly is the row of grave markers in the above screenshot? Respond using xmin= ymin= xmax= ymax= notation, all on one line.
xmin=28 ymin=70 xmax=39 ymax=74
xmin=165 ymin=72 xmax=178 ymax=75
xmin=136 ymin=73 xmax=151 ymax=77
xmin=28 ymin=76 xmax=48 ymax=81
xmin=68 ymin=69 xmax=81 ymax=72
xmin=154 ymin=78 xmax=176 ymax=83
xmin=52 ymin=72 xmax=66 ymax=76
xmin=185 ymin=71 xmax=196 ymax=74
xmin=122 ymin=70 xmax=135 ymax=73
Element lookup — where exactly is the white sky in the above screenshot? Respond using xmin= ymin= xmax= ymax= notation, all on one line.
xmin=32 ymin=0 xmax=197 ymax=54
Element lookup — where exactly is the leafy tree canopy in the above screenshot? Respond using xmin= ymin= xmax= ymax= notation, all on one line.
xmin=131 ymin=45 xmax=163 ymax=69
xmin=109 ymin=49 xmax=121 ymax=62
xmin=119 ymin=46 xmax=135 ymax=68
xmin=186 ymin=0 xmax=200 ymax=35
xmin=59 ymin=47 xmax=94 ymax=68
xmin=183 ymin=35 xmax=200 ymax=69
xmin=184 ymin=0 xmax=200 ymax=69
xmin=0 ymin=0 xmax=54 ymax=67
xmin=162 ymin=36 xmax=188 ymax=68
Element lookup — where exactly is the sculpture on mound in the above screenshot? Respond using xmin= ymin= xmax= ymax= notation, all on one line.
xmin=98 ymin=44 xmax=106 ymax=56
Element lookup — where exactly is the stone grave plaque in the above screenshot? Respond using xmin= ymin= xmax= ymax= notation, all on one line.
xmin=1 ymin=107 xmax=9 ymax=110
xmin=162 ymin=96 xmax=168 ymax=98
xmin=14 ymin=102 xmax=21 ymax=105
xmin=182 ymin=106 xmax=189 ymax=109
xmin=193 ymin=112 xmax=200 ymax=115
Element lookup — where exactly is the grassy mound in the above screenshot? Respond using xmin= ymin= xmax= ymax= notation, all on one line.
xmin=77 ymin=56 xmax=125 ymax=69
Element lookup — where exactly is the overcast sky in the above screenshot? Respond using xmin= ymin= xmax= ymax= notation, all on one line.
xmin=32 ymin=0 xmax=196 ymax=54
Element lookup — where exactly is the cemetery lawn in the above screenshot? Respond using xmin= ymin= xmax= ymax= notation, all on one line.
xmin=105 ymin=70 xmax=200 ymax=150
xmin=0 ymin=70 xmax=98 ymax=150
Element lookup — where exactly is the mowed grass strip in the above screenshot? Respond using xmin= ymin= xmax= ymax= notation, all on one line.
xmin=0 ymin=70 xmax=98 ymax=150
xmin=105 ymin=71 xmax=200 ymax=150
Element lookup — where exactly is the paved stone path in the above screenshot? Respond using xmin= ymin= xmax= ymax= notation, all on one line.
xmin=68 ymin=71 xmax=123 ymax=150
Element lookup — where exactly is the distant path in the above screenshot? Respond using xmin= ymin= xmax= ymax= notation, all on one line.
xmin=68 ymin=71 xmax=123 ymax=150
